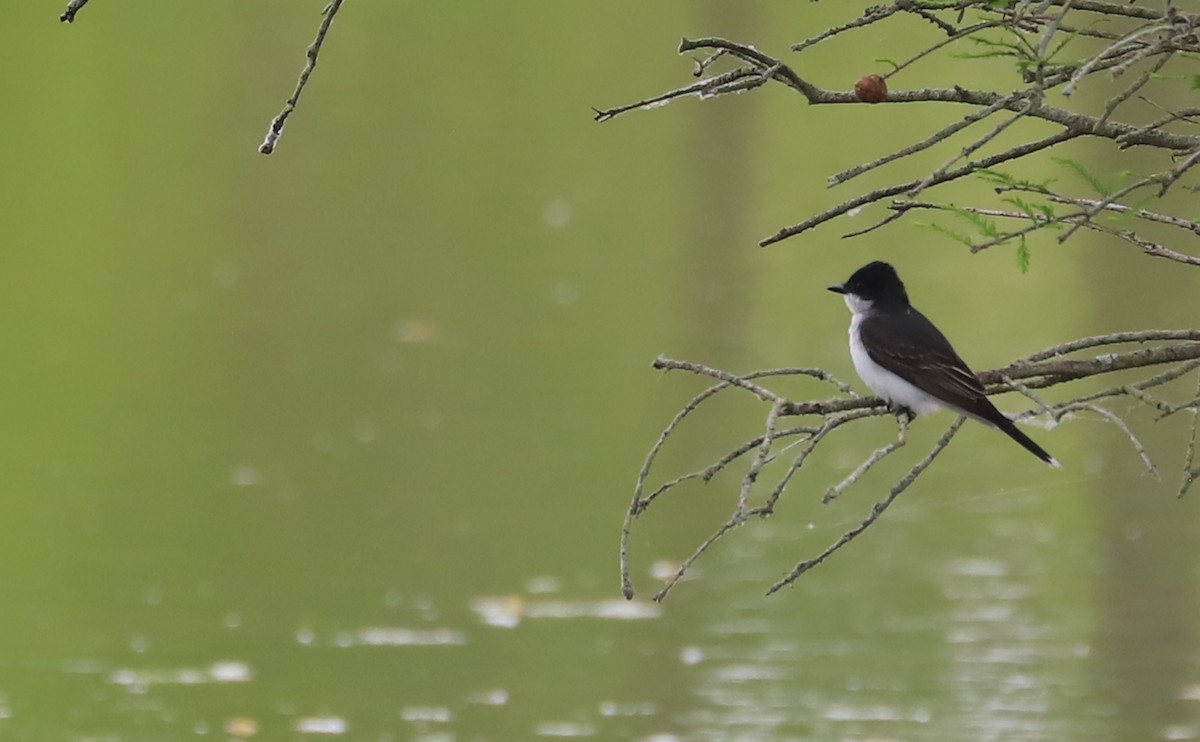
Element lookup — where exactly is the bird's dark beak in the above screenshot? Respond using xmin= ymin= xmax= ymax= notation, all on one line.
xmin=827 ymin=284 xmax=847 ymax=294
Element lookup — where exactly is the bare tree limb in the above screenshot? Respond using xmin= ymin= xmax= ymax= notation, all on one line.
xmin=622 ymin=330 xmax=1200 ymax=600
xmin=597 ymin=2 xmax=1200 ymax=257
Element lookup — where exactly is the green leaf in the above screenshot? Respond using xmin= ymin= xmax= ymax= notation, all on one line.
xmin=976 ymin=169 xmax=1054 ymax=193
xmin=1001 ymin=196 xmax=1038 ymax=220
xmin=1052 ymin=156 xmax=1111 ymax=196
xmin=874 ymin=57 xmax=899 ymax=72
xmin=925 ymin=221 xmax=976 ymax=249
xmin=947 ymin=205 xmax=1001 ymax=238
xmin=1016 ymin=235 xmax=1031 ymax=274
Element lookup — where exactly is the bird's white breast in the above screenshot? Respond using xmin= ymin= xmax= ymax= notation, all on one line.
xmin=847 ymin=310 xmax=944 ymax=416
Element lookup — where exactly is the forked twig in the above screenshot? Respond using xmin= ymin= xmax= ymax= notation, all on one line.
xmin=767 ymin=417 xmax=966 ymax=594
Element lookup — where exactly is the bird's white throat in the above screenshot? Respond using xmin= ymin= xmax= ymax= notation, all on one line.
xmin=843 ymin=293 xmax=874 ymax=316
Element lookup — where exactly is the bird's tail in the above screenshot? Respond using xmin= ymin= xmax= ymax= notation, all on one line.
xmin=995 ymin=417 xmax=1060 ymax=469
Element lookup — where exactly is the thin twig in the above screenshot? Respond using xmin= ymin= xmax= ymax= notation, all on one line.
xmin=594 ymin=68 xmax=761 ymax=122
xmin=823 ymin=416 xmax=909 ymax=503
xmin=763 ymin=130 xmax=1081 ymax=246
xmin=829 ymin=93 xmax=1023 ymax=187
xmin=1180 ymin=374 xmax=1200 ymax=498
xmin=259 ymin=0 xmax=346 ymax=155
xmin=791 ymin=5 xmax=900 ymax=53
xmin=1053 ymin=402 xmax=1159 ymax=476
xmin=1018 ymin=330 xmax=1200 ymax=362
xmin=766 ymin=417 xmax=965 ymax=594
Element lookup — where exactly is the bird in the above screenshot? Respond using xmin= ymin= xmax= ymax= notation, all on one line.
xmin=828 ymin=261 xmax=1059 ymax=468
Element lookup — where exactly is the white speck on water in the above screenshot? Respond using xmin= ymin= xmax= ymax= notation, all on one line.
xmin=680 ymin=646 xmax=704 ymax=666
xmin=649 ymin=560 xmax=679 ymax=581
xmin=524 ymin=599 xmax=660 ymax=620
xmin=1179 ymin=683 xmax=1200 ymax=701
xmin=108 ymin=661 xmax=252 ymax=688
xmin=230 ymin=466 xmax=263 ymax=487
xmin=312 ymin=432 xmax=336 ymax=453
xmin=334 ymin=632 xmax=354 ymax=648
xmin=847 ymin=206 xmax=863 ymax=217
xmin=355 ymin=627 xmax=467 ymax=646
xmin=467 ymin=688 xmax=509 ymax=706
xmin=526 ymin=575 xmax=561 ymax=594
xmin=223 ymin=612 xmax=242 ymax=629
xmin=552 ymin=282 xmax=579 ymax=306
xmin=295 ymin=627 xmax=315 ymax=645
xmin=213 ymin=261 xmax=239 ymax=288
xmin=210 ymin=661 xmax=252 ymax=682
xmin=823 ymin=703 xmax=906 ymax=722
xmin=400 ymin=706 xmax=453 ymax=723
xmin=176 ymin=668 xmax=206 ymax=684
xmin=471 ymin=596 xmax=523 ymax=628
xmin=354 ymin=420 xmax=377 ymax=443
xmin=535 ymin=721 xmax=596 ymax=737
xmin=295 ymin=716 xmax=347 ymax=735
xmin=420 ymin=409 xmax=443 ymax=431
xmin=110 ymin=668 xmax=139 ymax=686
xmin=543 ymin=200 xmax=572 ymax=229
xmin=130 ymin=636 xmax=149 ymax=653
xmin=414 ymin=594 xmax=436 ymax=616
xmin=598 ymin=701 xmax=656 ymax=717
xmin=950 ymin=558 xmax=1009 ymax=577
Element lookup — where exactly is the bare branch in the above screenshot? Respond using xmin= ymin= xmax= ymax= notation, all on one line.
xmin=598 ymin=2 xmax=1200 ymax=252
xmin=59 ymin=0 xmax=90 ymax=23
xmin=624 ymin=331 xmax=1200 ymax=599
xmin=259 ymin=0 xmax=346 ymax=155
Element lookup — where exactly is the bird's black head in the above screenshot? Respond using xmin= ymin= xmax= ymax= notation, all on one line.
xmin=828 ymin=261 xmax=909 ymax=307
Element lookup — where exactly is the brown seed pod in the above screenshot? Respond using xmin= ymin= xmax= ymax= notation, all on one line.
xmin=854 ymin=74 xmax=888 ymax=103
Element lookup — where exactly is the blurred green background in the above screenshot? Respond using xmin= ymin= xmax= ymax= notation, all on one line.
xmin=1 ymin=3 xmax=1198 ymax=740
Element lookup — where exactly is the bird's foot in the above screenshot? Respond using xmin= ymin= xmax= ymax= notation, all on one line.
xmin=888 ymin=403 xmax=916 ymax=424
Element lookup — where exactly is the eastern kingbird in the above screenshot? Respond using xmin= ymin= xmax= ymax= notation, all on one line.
xmin=828 ymin=261 xmax=1059 ymax=468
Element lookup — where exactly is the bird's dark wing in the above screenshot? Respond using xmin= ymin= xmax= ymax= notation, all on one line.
xmin=859 ymin=307 xmax=999 ymax=421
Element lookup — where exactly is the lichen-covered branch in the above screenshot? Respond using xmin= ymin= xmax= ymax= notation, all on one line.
xmin=621 ymin=330 xmax=1200 ymax=600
